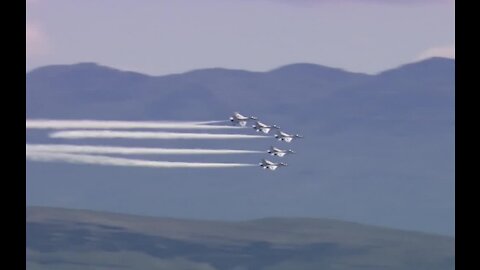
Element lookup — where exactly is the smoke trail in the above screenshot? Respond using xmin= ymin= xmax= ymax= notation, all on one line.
xmin=26 ymin=119 xmax=240 ymax=130
xmin=26 ymin=150 xmax=255 ymax=168
xmin=50 ymin=130 xmax=268 ymax=140
xmin=26 ymin=144 xmax=263 ymax=155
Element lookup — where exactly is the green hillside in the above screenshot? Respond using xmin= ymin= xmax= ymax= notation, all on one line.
xmin=26 ymin=206 xmax=454 ymax=270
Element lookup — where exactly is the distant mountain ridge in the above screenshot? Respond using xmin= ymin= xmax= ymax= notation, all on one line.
xmin=27 ymin=61 xmax=366 ymax=77
xmin=26 ymin=57 xmax=453 ymax=121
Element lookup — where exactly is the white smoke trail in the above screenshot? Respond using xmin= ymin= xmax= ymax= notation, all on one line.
xmin=26 ymin=150 xmax=256 ymax=168
xmin=26 ymin=119 xmax=239 ymax=130
xmin=50 ymin=130 xmax=268 ymax=140
xmin=26 ymin=144 xmax=263 ymax=155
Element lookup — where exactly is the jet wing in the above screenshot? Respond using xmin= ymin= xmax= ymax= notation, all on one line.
xmin=267 ymin=165 xmax=278 ymax=171
xmin=260 ymin=128 xmax=270 ymax=134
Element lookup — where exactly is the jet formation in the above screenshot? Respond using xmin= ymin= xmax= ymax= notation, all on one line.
xmin=229 ymin=112 xmax=302 ymax=171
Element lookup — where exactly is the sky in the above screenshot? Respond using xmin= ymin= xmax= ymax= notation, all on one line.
xmin=26 ymin=0 xmax=455 ymax=75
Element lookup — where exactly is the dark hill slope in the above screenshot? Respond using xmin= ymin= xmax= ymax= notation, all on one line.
xmin=27 ymin=206 xmax=454 ymax=270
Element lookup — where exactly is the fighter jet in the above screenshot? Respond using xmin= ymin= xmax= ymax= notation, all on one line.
xmin=229 ymin=112 xmax=258 ymax=127
xmin=267 ymin=146 xmax=295 ymax=157
xmin=259 ymin=159 xmax=287 ymax=170
xmin=274 ymin=131 xmax=303 ymax=143
xmin=252 ymin=121 xmax=280 ymax=134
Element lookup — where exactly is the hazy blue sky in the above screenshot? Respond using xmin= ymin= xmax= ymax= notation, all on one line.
xmin=27 ymin=0 xmax=454 ymax=75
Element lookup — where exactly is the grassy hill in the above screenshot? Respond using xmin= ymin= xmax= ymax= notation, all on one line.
xmin=26 ymin=206 xmax=455 ymax=270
